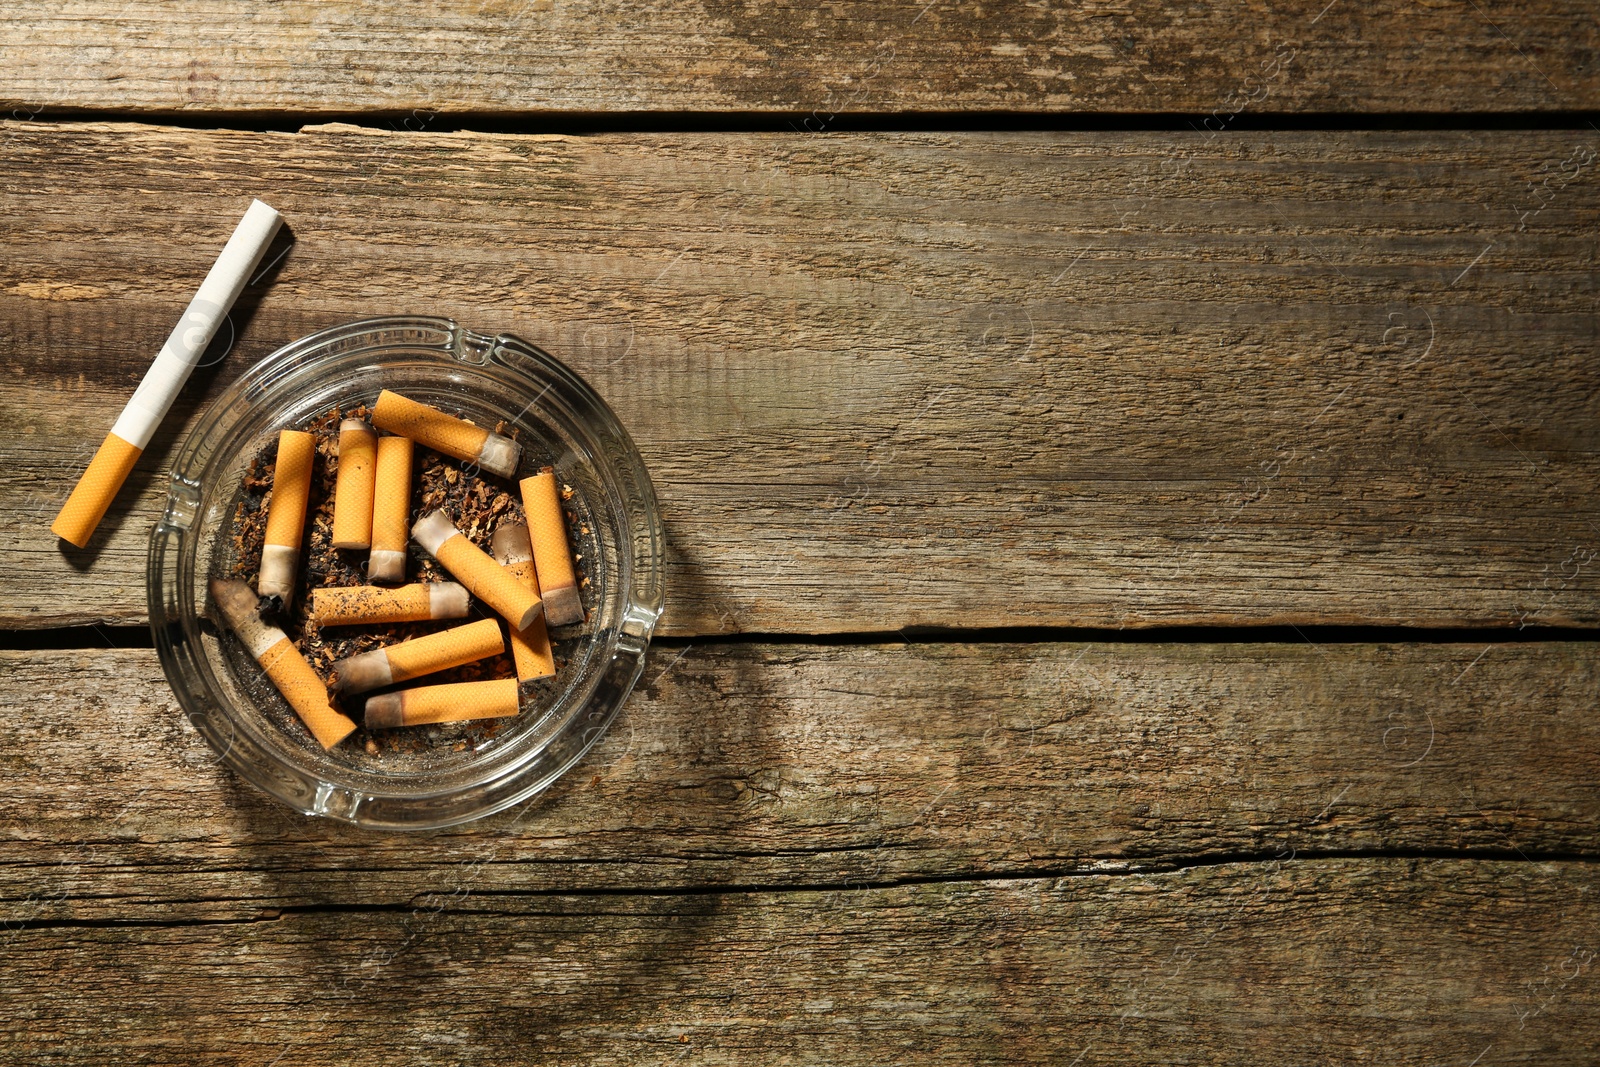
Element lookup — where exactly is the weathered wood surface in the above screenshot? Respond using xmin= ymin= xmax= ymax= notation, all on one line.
xmin=1 ymin=641 xmax=1594 ymax=921
xmin=2 ymin=5 xmax=1592 ymax=1060
xmin=3 ymin=125 xmax=1599 ymax=633
xmin=3 ymin=859 xmax=1596 ymax=1064
xmin=2 ymin=1 xmax=1596 ymax=117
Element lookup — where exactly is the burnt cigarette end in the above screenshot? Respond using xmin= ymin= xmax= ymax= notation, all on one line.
xmin=329 ymin=648 xmax=393 ymax=694
xmin=210 ymin=577 xmax=261 ymax=629
xmin=364 ymin=693 xmax=406 ymax=730
xmin=367 ymin=548 xmax=407 ymax=584
xmin=491 ymin=522 xmax=534 ymax=566
xmin=258 ymin=543 xmax=299 ymax=601
xmin=256 ymin=592 xmax=285 ymax=620
xmin=430 ymin=582 xmax=470 ymax=619
xmin=411 ymin=509 xmax=458 ymax=555
xmin=474 ymin=434 xmax=522 ymax=480
xmin=541 ymin=585 xmax=584 ymax=628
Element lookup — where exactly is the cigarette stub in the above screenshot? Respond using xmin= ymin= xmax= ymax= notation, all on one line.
xmin=210 ymin=577 xmax=357 ymax=750
xmin=310 ymin=582 xmax=469 ymax=627
xmin=331 ymin=419 xmax=377 ymax=550
xmin=412 ymin=510 xmax=542 ymax=630
xmin=371 ymin=389 xmax=521 ymax=479
xmin=331 ymin=617 xmax=505 ymax=694
xmin=492 ymin=523 xmax=556 ymax=681
xmin=365 ymin=678 xmax=521 ymax=730
xmin=258 ymin=429 xmax=315 ymax=606
xmin=519 ymin=468 xmax=584 ymax=626
xmin=368 ymin=434 xmax=413 ymax=583
xmin=52 ymin=199 xmax=283 ymax=547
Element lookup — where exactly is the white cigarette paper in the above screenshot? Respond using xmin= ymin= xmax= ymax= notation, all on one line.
xmin=116 ymin=200 xmax=283 ymax=451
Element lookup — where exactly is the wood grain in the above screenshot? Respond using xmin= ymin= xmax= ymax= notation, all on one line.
xmin=1 ymin=1 xmax=1596 ymax=116
xmin=3 ymin=859 xmax=1596 ymax=1064
xmin=2 ymin=124 xmax=1598 ymax=633
xmin=2 ymin=641 xmax=1595 ymax=922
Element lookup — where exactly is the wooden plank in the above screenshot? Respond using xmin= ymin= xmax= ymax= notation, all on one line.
xmin=2 ymin=859 xmax=1596 ymax=1063
xmin=1 ymin=1 xmax=1596 ymax=116
xmin=2 ymin=641 xmax=1595 ymax=922
xmin=3 ymin=125 xmax=1599 ymax=633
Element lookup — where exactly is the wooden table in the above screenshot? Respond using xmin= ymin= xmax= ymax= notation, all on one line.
xmin=3 ymin=3 xmax=1599 ymax=1062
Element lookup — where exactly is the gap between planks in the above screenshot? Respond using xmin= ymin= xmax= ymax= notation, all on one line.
xmin=4 ymin=624 xmax=1600 ymax=652
xmin=11 ymin=110 xmax=1600 ymax=135
xmin=9 ymin=849 xmax=1600 ymax=935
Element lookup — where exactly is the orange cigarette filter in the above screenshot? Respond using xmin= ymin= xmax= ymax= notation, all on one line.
xmin=310 ymin=582 xmax=470 ymax=627
xmin=331 ymin=617 xmax=505 ymax=694
xmin=371 ymin=389 xmax=522 ymax=479
xmin=331 ymin=419 xmax=377 ymax=550
xmin=211 ymin=578 xmax=357 ymax=749
xmin=518 ymin=468 xmax=584 ymax=626
xmin=259 ymin=430 xmax=315 ymax=606
xmin=364 ymin=678 xmax=521 ymax=730
xmin=412 ymin=510 xmax=542 ymax=630
xmin=50 ymin=432 xmax=143 ymax=548
xmin=492 ymin=523 xmax=556 ymax=681
xmin=368 ymin=434 xmax=413 ymax=583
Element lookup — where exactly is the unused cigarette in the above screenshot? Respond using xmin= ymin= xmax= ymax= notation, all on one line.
xmin=310 ymin=582 xmax=469 ymax=627
xmin=492 ymin=523 xmax=556 ymax=681
xmin=331 ymin=617 xmax=505 ymax=694
xmin=331 ymin=419 xmax=377 ymax=550
xmin=258 ymin=429 xmax=315 ymax=606
xmin=371 ymin=389 xmax=521 ymax=479
xmin=368 ymin=434 xmax=413 ymax=583
xmin=412 ymin=510 xmax=542 ymax=630
xmin=365 ymin=678 xmax=521 ymax=729
xmin=210 ymin=577 xmax=357 ymax=750
xmin=51 ymin=200 xmax=283 ymax=547
xmin=50 ymin=202 xmax=286 ymax=550
xmin=519 ymin=468 xmax=584 ymax=626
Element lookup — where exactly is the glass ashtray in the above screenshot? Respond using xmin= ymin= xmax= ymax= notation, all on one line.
xmin=148 ymin=316 xmax=663 ymax=829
